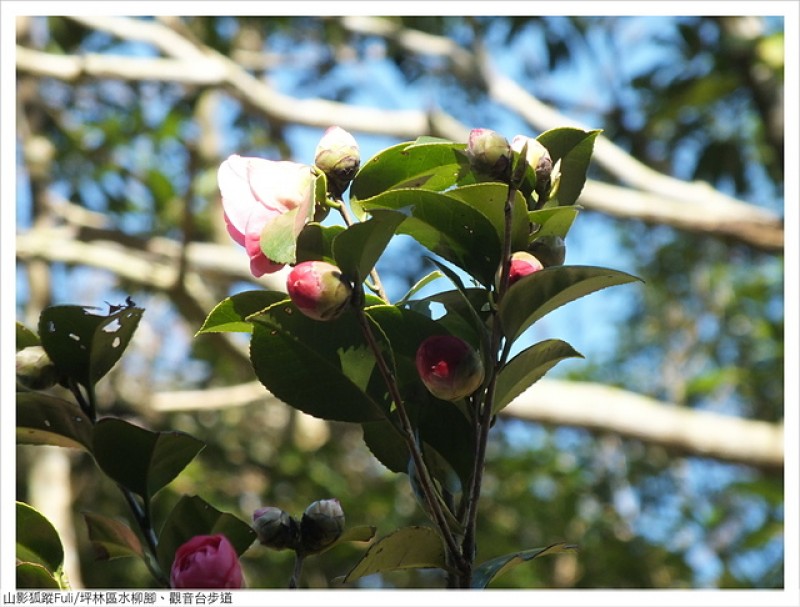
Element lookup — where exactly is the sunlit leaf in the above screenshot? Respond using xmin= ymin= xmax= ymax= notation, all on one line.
xmin=333 ymin=211 xmax=405 ymax=281
xmin=197 ymin=291 xmax=288 ymax=335
xmin=296 ymin=223 xmax=345 ymax=264
xmin=537 ymin=128 xmax=601 ymax=206
xmin=17 ymin=322 xmax=40 ymax=350
xmin=16 ymin=502 xmax=64 ymax=574
xmin=260 ymin=206 xmax=301 ymax=265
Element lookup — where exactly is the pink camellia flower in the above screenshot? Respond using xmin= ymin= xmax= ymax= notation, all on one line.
xmin=218 ymin=155 xmax=316 ymax=277
xmin=286 ymin=261 xmax=353 ymax=321
xmin=170 ymin=534 xmax=244 ymax=589
xmin=415 ymin=335 xmax=485 ymax=401
xmin=507 ymin=251 xmax=544 ymax=287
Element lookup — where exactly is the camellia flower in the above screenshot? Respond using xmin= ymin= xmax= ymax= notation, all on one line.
xmin=415 ymin=335 xmax=485 ymax=401
xmin=506 ymin=251 xmax=545 ymax=287
xmin=170 ymin=534 xmax=244 ymax=589
xmin=286 ymin=261 xmax=352 ymax=321
xmin=218 ymin=155 xmax=316 ymax=277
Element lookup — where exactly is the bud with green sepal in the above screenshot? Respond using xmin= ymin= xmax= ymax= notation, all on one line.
xmin=253 ymin=507 xmax=300 ymax=551
xmin=286 ymin=261 xmax=353 ymax=321
xmin=511 ymin=135 xmax=554 ymax=206
xmin=314 ymin=126 xmax=360 ymax=197
xmin=299 ymin=499 xmax=345 ymax=554
xmin=466 ymin=128 xmax=512 ymax=181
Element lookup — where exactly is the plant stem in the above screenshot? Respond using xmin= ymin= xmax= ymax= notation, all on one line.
xmin=459 ymin=177 xmax=520 ymax=588
xmin=289 ymin=552 xmax=305 ymax=589
xmin=353 ymin=302 xmax=467 ymax=574
xmin=335 ymin=199 xmax=389 ymax=302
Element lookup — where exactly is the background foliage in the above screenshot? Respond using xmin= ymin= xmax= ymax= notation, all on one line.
xmin=13 ymin=14 xmax=786 ymax=589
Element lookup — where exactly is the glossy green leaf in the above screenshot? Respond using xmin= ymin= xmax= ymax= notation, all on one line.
xmin=17 ymin=502 xmax=64 ymax=574
xmin=260 ymin=206 xmax=301 ymax=265
xmin=498 ymin=265 xmax=642 ymax=344
xmin=361 ymin=189 xmax=501 ymax=286
xmin=362 ymin=418 xmax=409 ymax=474
xmin=16 ymin=562 xmax=62 ymax=589
xmin=471 ymin=543 xmax=577 ymax=588
xmin=419 ymin=400 xmax=475 ymax=488
xmin=395 ymin=270 xmax=445 ymax=306
xmin=197 ymin=290 xmax=288 ymax=335
xmin=445 ymin=183 xmax=530 ymax=252
xmin=156 ymin=495 xmax=256 ymax=573
xmin=38 ymin=304 xmax=143 ymax=389
xmin=83 ymin=512 xmax=145 ymax=561
xmin=17 ymin=322 xmax=40 ymax=350
xmin=336 ymin=526 xmax=448 ymax=584
xmin=494 ymin=339 xmax=583 ymax=414
xmin=333 ymin=211 xmax=405 ymax=281
xmin=528 ymin=206 xmax=580 ymax=242
xmin=318 ymin=525 xmax=377 ymax=555
xmin=92 ymin=418 xmax=205 ymax=501
xmin=250 ymin=306 xmax=388 ymax=423
xmin=17 ymin=392 xmax=93 ymax=451
xmin=538 ymin=128 xmax=601 ymax=206
xmin=350 ymin=141 xmax=469 ymax=212
xmin=296 ymin=223 xmax=345 ymax=264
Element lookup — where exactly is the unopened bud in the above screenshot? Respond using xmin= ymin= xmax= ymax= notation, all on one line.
xmin=511 ymin=135 xmax=553 ymax=197
xmin=16 ymin=346 xmax=59 ymax=390
xmin=286 ymin=261 xmax=352 ymax=321
xmin=466 ymin=129 xmax=512 ymax=180
xmin=253 ymin=507 xmax=299 ymax=551
xmin=503 ymin=251 xmax=545 ymax=289
xmin=415 ymin=335 xmax=485 ymax=401
xmin=314 ymin=127 xmax=360 ymax=191
xmin=528 ymin=236 xmax=566 ymax=267
xmin=300 ymin=499 xmax=345 ymax=554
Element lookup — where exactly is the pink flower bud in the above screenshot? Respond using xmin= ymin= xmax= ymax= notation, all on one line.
xmin=467 ymin=128 xmax=512 ymax=179
xmin=170 ymin=534 xmax=244 ymax=589
xmin=506 ymin=251 xmax=544 ymax=287
xmin=286 ymin=261 xmax=352 ymax=321
xmin=415 ymin=335 xmax=485 ymax=401
xmin=218 ymin=155 xmax=315 ymax=277
xmin=314 ymin=126 xmax=360 ymax=190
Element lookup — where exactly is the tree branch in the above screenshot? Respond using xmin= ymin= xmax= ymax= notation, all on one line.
xmin=140 ymin=378 xmax=784 ymax=472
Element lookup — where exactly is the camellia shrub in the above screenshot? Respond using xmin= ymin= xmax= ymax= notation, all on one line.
xmin=16 ymin=124 xmax=640 ymax=589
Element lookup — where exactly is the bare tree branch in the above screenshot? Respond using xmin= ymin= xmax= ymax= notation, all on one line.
xmin=143 ymin=377 xmax=783 ymax=472
xmin=15 ymin=16 xmax=783 ymax=251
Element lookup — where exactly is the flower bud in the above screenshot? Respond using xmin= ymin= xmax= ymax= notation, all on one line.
xmin=314 ymin=126 xmax=360 ymax=191
xmin=511 ymin=135 xmax=553 ymax=197
xmin=466 ymin=128 xmax=512 ymax=180
xmin=528 ymin=236 xmax=566 ymax=267
xmin=505 ymin=251 xmax=545 ymax=288
xmin=415 ymin=335 xmax=485 ymax=401
xmin=16 ymin=346 xmax=59 ymax=390
xmin=253 ymin=507 xmax=300 ymax=551
xmin=170 ymin=534 xmax=244 ymax=589
xmin=300 ymin=499 xmax=345 ymax=554
xmin=286 ymin=261 xmax=352 ymax=321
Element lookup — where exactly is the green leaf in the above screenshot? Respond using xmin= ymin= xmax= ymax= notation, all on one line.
xmin=156 ymin=495 xmax=256 ymax=573
xmin=538 ymin=128 xmax=601 ymax=206
xmin=528 ymin=206 xmax=580 ymax=241
xmin=350 ymin=141 xmax=470 ymax=216
xmin=445 ymin=183 xmax=530 ymax=252
xmin=361 ymin=189 xmax=501 ymax=286
xmin=296 ymin=223 xmax=346 ymax=264
xmin=17 ymin=502 xmax=64 ymax=574
xmin=82 ymin=512 xmax=145 ymax=561
xmin=471 ymin=543 xmax=577 ymax=588
xmin=260 ymin=206 xmax=301 ymax=265
xmin=16 ymin=562 xmax=62 ymax=589
xmin=17 ymin=392 xmax=93 ymax=451
xmin=419 ymin=400 xmax=475 ymax=488
xmin=498 ymin=265 xmax=642 ymax=344
xmin=38 ymin=304 xmax=143 ymax=389
xmin=92 ymin=418 xmax=205 ymax=501
xmin=336 ymin=526 xmax=448 ymax=584
xmin=250 ymin=306 xmax=388 ymax=423
xmin=333 ymin=211 xmax=405 ymax=281
xmin=17 ymin=322 xmax=40 ymax=350
xmin=361 ymin=418 xmax=409 ymax=474
xmin=197 ymin=291 xmax=288 ymax=335
xmin=318 ymin=525 xmax=377 ymax=555
xmin=494 ymin=339 xmax=583 ymax=414
xmin=395 ymin=270 xmax=445 ymax=307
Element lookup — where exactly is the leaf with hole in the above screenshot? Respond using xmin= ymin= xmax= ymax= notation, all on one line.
xmin=17 ymin=392 xmax=93 ymax=451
